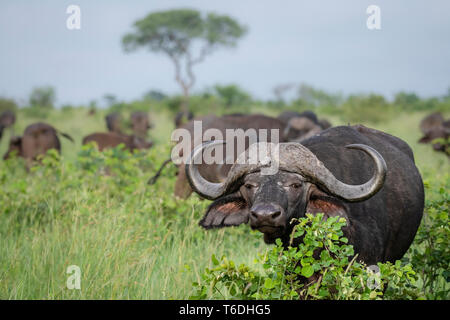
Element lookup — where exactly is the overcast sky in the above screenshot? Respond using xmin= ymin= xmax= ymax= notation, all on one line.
xmin=0 ymin=0 xmax=449 ymax=106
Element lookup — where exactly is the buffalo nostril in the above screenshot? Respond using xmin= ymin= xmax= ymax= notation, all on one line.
xmin=250 ymin=210 xmax=281 ymax=221
xmin=271 ymin=211 xmax=281 ymax=219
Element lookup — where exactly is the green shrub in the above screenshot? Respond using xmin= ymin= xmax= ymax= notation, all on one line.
xmin=341 ymin=94 xmax=394 ymax=124
xmin=213 ymin=84 xmax=252 ymax=108
xmin=0 ymin=97 xmax=18 ymax=113
xmin=403 ymin=186 xmax=450 ymax=299
xmin=191 ymin=214 xmax=421 ymax=300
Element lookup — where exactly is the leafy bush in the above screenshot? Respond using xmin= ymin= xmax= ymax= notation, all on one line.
xmin=394 ymin=92 xmax=421 ymax=110
xmin=341 ymin=94 xmax=394 ymax=124
xmin=213 ymin=84 xmax=252 ymax=108
xmin=0 ymin=97 xmax=18 ymax=113
xmin=76 ymin=143 xmax=154 ymax=190
xmin=403 ymin=186 xmax=450 ymax=299
xmin=294 ymin=83 xmax=343 ymax=108
xmin=386 ymin=91 xmax=450 ymax=112
xmin=191 ymin=214 xmax=421 ymax=300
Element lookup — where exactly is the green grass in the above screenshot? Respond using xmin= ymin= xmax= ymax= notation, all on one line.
xmin=0 ymin=107 xmax=448 ymax=299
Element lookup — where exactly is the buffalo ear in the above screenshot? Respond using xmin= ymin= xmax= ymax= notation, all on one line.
xmin=199 ymin=193 xmax=249 ymax=229
xmin=306 ymin=187 xmax=348 ymax=221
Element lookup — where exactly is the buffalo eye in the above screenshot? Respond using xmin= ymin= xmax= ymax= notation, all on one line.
xmin=244 ymin=183 xmax=257 ymax=190
xmin=289 ymin=183 xmax=302 ymax=189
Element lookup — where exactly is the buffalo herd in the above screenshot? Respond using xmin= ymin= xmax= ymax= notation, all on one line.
xmin=1 ymin=111 xmax=155 ymax=163
xmin=82 ymin=132 xmax=152 ymax=151
xmin=84 ymin=111 xmax=153 ymax=151
xmin=1 ymin=107 xmax=447 ymax=269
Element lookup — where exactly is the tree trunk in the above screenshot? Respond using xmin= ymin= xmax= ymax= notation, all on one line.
xmin=169 ymin=53 xmax=191 ymax=114
xmin=181 ymin=84 xmax=190 ymax=114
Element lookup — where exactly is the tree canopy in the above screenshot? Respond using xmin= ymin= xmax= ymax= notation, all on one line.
xmin=122 ymin=9 xmax=247 ymax=111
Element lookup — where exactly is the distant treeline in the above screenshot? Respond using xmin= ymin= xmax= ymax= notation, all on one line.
xmin=1 ymin=83 xmax=449 ymax=124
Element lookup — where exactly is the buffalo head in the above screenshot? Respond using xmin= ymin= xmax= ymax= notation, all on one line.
xmin=185 ymin=141 xmax=386 ymax=244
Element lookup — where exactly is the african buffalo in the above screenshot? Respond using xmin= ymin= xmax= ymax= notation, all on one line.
xmin=284 ymin=116 xmax=322 ymax=142
xmin=3 ymin=122 xmax=74 ymax=162
xmin=130 ymin=111 xmax=152 ymax=138
xmin=105 ymin=113 xmax=122 ymax=134
xmin=82 ymin=132 xmax=152 ymax=151
xmin=278 ymin=110 xmax=331 ymax=142
xmin=318 ymin=118 xmax=332 ymax=130
xmin=150 ymin=114 xmax=290 ymax=199
xmin=419 ymin=112 xmax=444 ymax=134
xmin=185 ymin=125 xmax=424 ymax=265
xmin=418 ymin=112 xmax=449 ymax=155
xmin=0 ymin=110 xmax=16 ymax=140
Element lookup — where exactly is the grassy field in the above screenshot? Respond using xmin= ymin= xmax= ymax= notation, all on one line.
xmin=0 ymin=107 xmax=448 ymax=299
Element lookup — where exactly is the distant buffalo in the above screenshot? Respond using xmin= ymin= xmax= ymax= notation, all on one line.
xmin=0 ymin=110 xmax=16 ymax=140
xmin=3 ymin=122 xmax=73 ymax=163
xmin=419 ymin=112 xmax=444 ymax=134
xmin=318 ymin=118 xmax=332 ymax=130
xmin=418 ymin=112 xmax=449 ymax=156
xmin=105 ymin=113 xmax=122 ymax=134
xmin=82 ymin=132 xmax=152 ymax=151
xmin=186 ymin=125 xmax=424 ymax=266
xmin=278 ymin=110 xmax=331 ymax=142
xmin=149 ymin=114 xmax=289 ymax=199
xmin=130 ymin=111 xmax=152 ymax=138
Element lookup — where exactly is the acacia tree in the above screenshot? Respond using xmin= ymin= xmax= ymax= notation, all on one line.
xmin=122 ymin=9 xmax=247 ymax=112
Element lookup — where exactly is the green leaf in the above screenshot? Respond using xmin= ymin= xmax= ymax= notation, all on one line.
xmin=301 ymin=265 xmax=314 ymax=278
xmin=264 ymin=278 xmax=275 ymax=289
xmin=211 ymin=254 xmax=219 ymax=266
